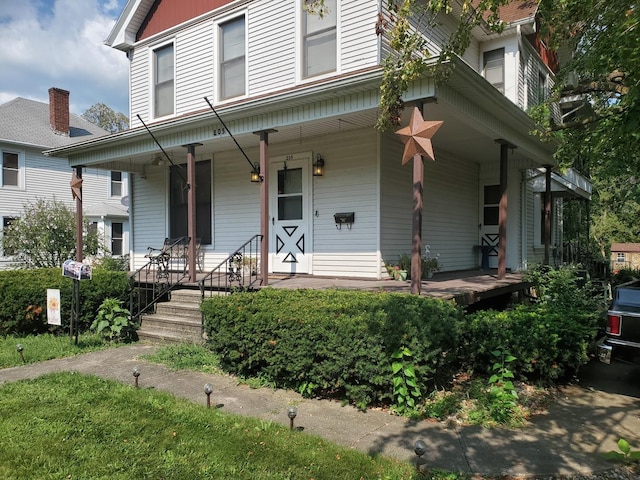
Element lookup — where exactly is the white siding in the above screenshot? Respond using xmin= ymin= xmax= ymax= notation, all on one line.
xmin=129 ymin=47 xmax=150 ymax=127
xmin=176 ymin=21 xmax=214 ymax=115
xmin=131 ymin=166 xmax=167 ymax=269
xmin=380 ymin=134 xmax=479 ymax=273
xmin=341 ymin=1 xmax=379 ymax=71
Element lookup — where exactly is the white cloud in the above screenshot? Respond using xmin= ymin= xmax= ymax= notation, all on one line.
xmin=0 ymin=0 xmax=129 ymax=116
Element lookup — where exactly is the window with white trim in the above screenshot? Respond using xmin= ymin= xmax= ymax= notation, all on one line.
xmin=110 ymin=171 xmax=122 ymax=197
xmin=153 ymin=43 xmax=174 ymax=118
xmin=483 ymin=48 xmax=504 ymax=93
xmin=2 ymin=151 xmax=20 ymax=187
xmin=219 ymin=15 xmax=246 ymax=100
xmin=302 ymin=0 xmax=337 ymax=78
xmin=616 ymin=252 xmax=626 ymax=263
xmin=111 ymin=222 xmax=123 ymax=256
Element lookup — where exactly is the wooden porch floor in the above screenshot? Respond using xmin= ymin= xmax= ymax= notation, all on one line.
xmin=172 ymin=269 xmax=530 ymax=308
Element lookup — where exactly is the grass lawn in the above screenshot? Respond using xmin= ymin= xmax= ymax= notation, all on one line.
xmin=0 ymin=333 xmax=111 ymax=368
xmin=0 ymin=372 xmax=426 ymax=480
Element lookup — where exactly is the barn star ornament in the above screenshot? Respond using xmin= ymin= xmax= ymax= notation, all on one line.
xmin=395 ymin=107 xmax=444 ymax=165
xmin=70 ymin=173 xmax=83 ymax=200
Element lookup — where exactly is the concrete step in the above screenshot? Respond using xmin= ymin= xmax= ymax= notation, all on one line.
xmin=169 ymin=289 xmax=203 ymax=304
xmin=140 ymin=313 xmax=201 ymax=331
xmin=155 ymin=301 xmax=201 ymax=317
xmin=137 ymin=328 xmax=204 ymax=344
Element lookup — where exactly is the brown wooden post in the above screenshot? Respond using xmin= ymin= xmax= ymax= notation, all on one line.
xmin=411 ymin=153 xmax=423 ymax=294
xmin=496 ymin=140 xmax=513 ymax=280
xmin=74 ymin=166 xmax=83 ymax=262
xmin=544 ymin=165 xmax=552 ymax=265
xmin=254 ymin=129 xmax=277 ymax=286
xmin=185 ymin=144 xmax=199 ymax=282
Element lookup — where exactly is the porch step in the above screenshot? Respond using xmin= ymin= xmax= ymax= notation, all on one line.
xmin=137 ymin=288 xmax=204 ymax=344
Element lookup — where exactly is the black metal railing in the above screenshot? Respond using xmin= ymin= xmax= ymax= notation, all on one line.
xmin=129 ymin=236 xmax=191 ymax=322
xmin=199 ymin=235 xmax=262 ymax=298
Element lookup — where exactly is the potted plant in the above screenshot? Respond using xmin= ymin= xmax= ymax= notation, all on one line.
xmin=422 ymin=257 xmax=440 ymax=278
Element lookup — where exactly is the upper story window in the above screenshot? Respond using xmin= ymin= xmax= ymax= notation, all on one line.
xmin=616 ymin=252 xmax=626 ymax=263
xmin=302 ymin=0 xmax=337 ymax=78
xmin=483 ymin=48 xmax=504 ymax=93
xmin=153 ymin=43 xmax=174 ymax=118
xmin=110 ymin=171 xmax=122 ymax=197
xmin=2 ymin=151 xmax=21 ymax=188
xmin=537 ymin=71 xmax=547 ymax=105
xmin=219 ymin=15 xmax=246 ymax=100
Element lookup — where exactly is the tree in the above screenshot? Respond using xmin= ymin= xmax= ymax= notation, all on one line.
xmin=533 ymin=2 xmax=640 ymax=254
xmin=2 ymin=199 xmax=102 ymax=268
xmin=82 ymin=103 xmax=129 ymax=133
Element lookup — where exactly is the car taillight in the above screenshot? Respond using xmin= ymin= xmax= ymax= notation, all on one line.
xmin=607 ymin=314 xmax=621 ymax=336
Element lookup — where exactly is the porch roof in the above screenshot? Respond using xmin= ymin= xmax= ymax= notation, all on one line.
xmin=44 ymin=57 xmax=558 ymax=176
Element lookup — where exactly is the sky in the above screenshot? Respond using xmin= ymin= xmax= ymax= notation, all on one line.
xmin=0 ymin=0 xmax=130 ymax=116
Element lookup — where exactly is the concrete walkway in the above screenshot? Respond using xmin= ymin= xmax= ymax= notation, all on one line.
xmin=1 ymin=344 xmax=639 ymax=477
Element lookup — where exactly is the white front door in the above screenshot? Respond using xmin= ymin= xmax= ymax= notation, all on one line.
xmin=270 ymin=154 xmax=311 ymax=274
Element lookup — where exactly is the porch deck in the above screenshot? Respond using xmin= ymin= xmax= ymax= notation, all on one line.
xmin=163 ymin=269 xmax=530 ymax=308
xmin=264 ymin=270 xmax=529 ymax=307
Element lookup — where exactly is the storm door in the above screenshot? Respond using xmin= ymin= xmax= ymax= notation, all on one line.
xmin=270 ymin=156 xmax=311 ymax=273
xmin=479 ymin=184 xmax=500 ymax=269
xmin=169 ymin=160 xmax=211 ymax=245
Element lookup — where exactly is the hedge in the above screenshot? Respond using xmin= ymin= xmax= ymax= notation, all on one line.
xmin=202 ymin=289 xmax=465 ymax=409
xmin=0 ymin=268 xmax=130 ymax=336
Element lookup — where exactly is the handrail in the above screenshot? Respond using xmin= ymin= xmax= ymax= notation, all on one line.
xmin=199 ymin=235 xmax=263 ymax=298
xmin=129 ymin=236 xmax=191 ymax=323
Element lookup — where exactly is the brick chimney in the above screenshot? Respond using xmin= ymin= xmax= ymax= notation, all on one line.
xmin=49 ymin=87 xmax=70 ymax=135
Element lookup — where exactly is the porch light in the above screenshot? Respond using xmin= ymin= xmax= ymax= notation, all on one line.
xmin=250 ymin=167 xmax=262 ymax=183
xmin=313 ymin=153 xmax=325 ymax=177
xmin=287 ymin=406 xmax=297 ymax=430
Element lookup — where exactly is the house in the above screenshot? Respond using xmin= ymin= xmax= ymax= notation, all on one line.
xmin=0 ymin=88 xmax=130 ymax=268
xmin=610 ymin=243 xmax=640 ymax=272
xmin=46 ymin=0 xmax=590 ymax=284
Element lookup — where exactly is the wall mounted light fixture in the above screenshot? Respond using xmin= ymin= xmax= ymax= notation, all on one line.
xmin=313 ymin=153 xmax=325 ymax=177
xmin=250 ymin=167 xmax=262 ymax=183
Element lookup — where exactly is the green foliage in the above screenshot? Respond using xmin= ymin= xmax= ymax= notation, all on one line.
xmin=142 ymin=344 xmax=222 ymax=374
xmin=92 ymin=255 xmax=130 ymax=272
xmin=202 ymin=289 xmax=465 ymax=410
xmin=90 ymin=298 xmax=135 ymax=343
xmin=81 ymin=103 xmax=129 ymax=133
xmin=604 ymin=438 xmax=640 ymax=464
xmin=391 ymin=346 xmax=422 ymax=415
xmin=0 ymin=373 xmax=419 ymax=479
xmin=1 ymin=198 xmax=102 ymax=268
xmin=0 ymin=268 xmax=130 ymax=336
xmin=486 ymin=349 xmax=518 ymax=424
xmin=375 ymin=0 xmax=509 ymax=130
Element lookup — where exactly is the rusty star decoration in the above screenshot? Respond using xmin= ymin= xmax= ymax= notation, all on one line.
xmin=395 ymin=107 xmax=444 ymax=165
xmin=70 ymin=173 xmax=83 ymax=200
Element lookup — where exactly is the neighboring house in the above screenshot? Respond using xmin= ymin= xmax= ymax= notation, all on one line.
xmin=0 ymin=88 xmax=130 ymax=268
xmin=610 ymin=243 xmax=640 ymax=272
xmin=47 ymin=0 xmax=590 ymax=281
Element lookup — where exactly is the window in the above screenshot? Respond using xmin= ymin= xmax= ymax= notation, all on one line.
xmin=483 ymin=185 xmax=501 ymax=226
xmin=2 ymin=152 xmax=19 ymax=187
xmin=153 ymin=43 xmax=174 ymax=117
xmin=302 ymin=0 xmax=337 ymax=78
xmin=537 ymin=71 xmax=547 ymax=104
xmin=111 ymin=171 xmax=122 ymax=197
xmin=111 ymin=222 xmax=123 ymax=256
xmin=219 ymin=15 xmax=246 ymax=99
xmin=170 ymin=161 xmax=212 ymax=245
xmin=617 ymin=252 xmax=626 ymax=263
xmin=2 ymin=217 xmax=16 ymax=255
xmin=483 ymin=48 xmax=504 ymax=93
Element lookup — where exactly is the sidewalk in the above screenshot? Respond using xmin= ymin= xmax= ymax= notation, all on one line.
xmin=1 ymin=344 xmax=639 ymax=478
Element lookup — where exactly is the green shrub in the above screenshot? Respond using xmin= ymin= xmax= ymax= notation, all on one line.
xmin=0 ymin=268 xmax=130 ymax=336
xmin=202 ymin=289 xmax=465 ymax=409
xmin=90 ymin=298 xmax=135 ymax=343
xmin=462 ymin=303 xmax=599 ymax=382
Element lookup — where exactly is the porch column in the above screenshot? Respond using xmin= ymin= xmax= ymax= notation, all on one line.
xmin=411 ymin=154 xmax=423 ymax=294
xmin=184 ymin=143 xmax=200 ymax=282
xmin=71 ymin=166 xmax=83 ymax=262
xmin=543 ymin=165 xmax=552 ymax=265
xmin=496 ymin=140 xmax=515 ymax=280
xmin=254 ymin=129 xmax=277 ymax=287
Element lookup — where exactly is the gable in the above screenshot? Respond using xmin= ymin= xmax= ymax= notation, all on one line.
xmin=137 ymin=0 xmax=235 ymax=41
